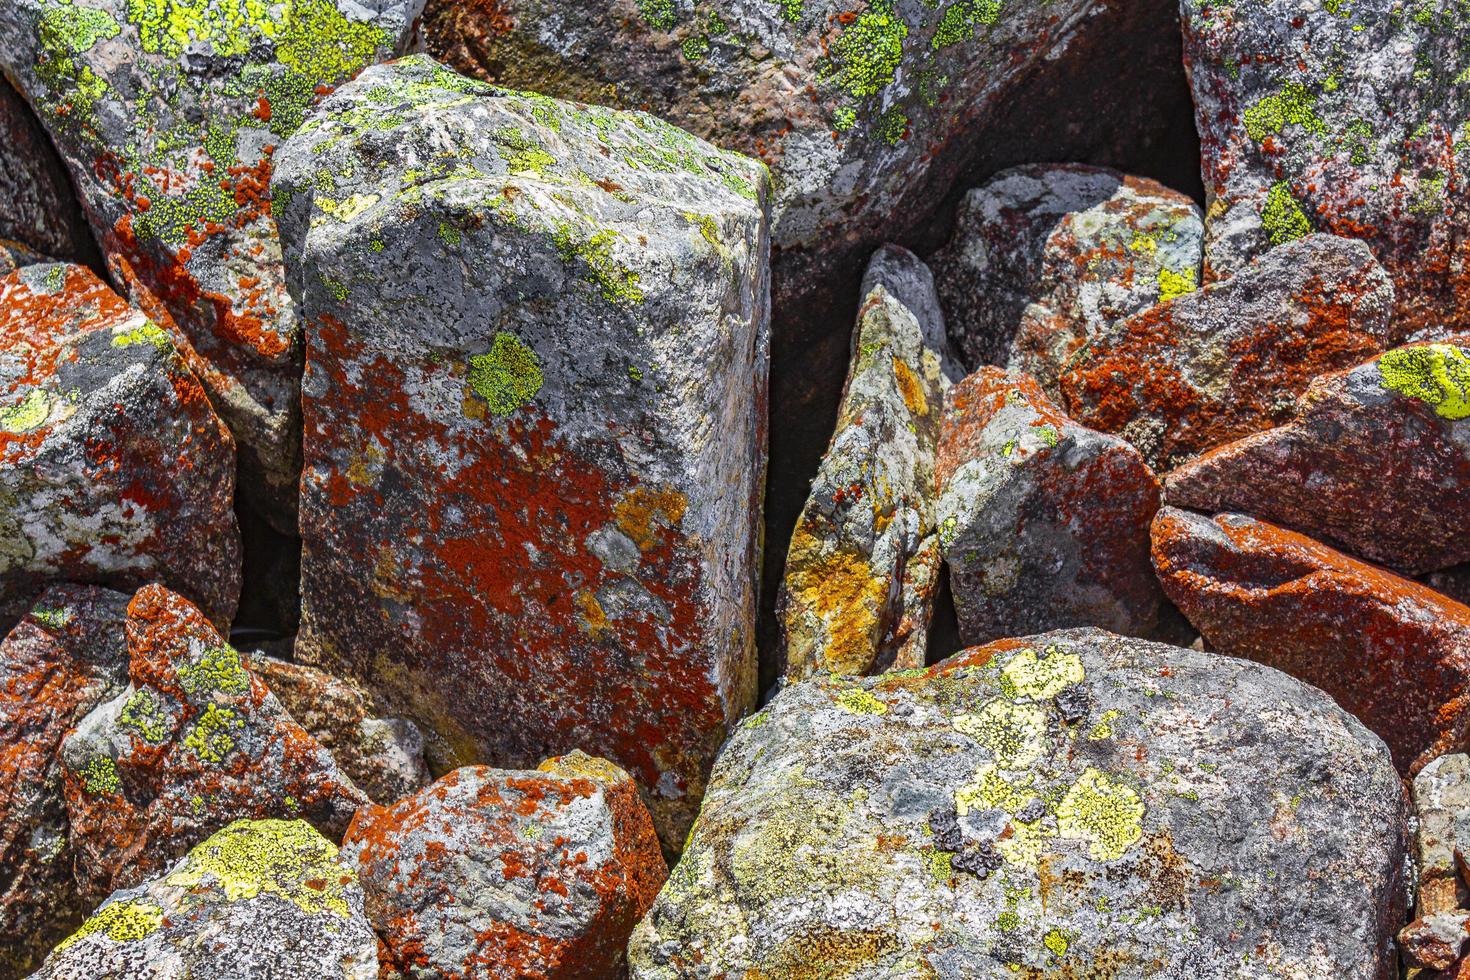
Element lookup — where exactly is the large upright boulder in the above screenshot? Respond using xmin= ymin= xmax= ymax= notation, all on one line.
xmin=273 ymin=56 xmax=770 ymax=851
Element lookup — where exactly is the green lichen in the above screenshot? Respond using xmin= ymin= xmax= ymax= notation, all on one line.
xmin=874 ymin=107 xmax=908 ymax=145
xmin=177 ymin=645 xmax=250 ymax=698
xmin=437 ymin=221 xmax=462 ymax=247
xmin=636 ymin=0 xmax=677 ymax=30
xmin=953 ymin=701 xmax=1046 ymax=768
xmin=55 ymin=899 xmax=163 ymax=951
xmin=922 ymin=847 xmax=954 ymax=882
xmin=932 ymin=0 xmax=1002 ymax=49
xmin=1156 ymin=267 xmax=1198 ymax=302
xmin=830 ymin=6 xmax=908 ymax=99
xmin=1055 ymin=767 xmax=1145 ymax=861
xmin=32 ymin=605 xmax=74 ymax=630
xmin=681 ymin=34 xmax=710 ymax=60
xmin=110 ymin=318 xmax=172 ymax=350
xmin=832 ymin=106 xmax=858 ymax=132
xmin=834 ymin=687 xmax=888 ymax=715
xmin=125 ymin=0 xmax=273 ymax=59
xmin=1242 ymin=82 xmax=1326 ymax=143
xmin=274 ymin=0 xmax=390 ymax=84
xmin=34 ymin=0 xmax=121 ymax=114
xmin=120 ymin=688 xmax=170 ymax=744
xmin=551 ymin=225 xmax=645 ymax=306
xmin=79 ymin=756 xmax=121 ymax=795
xmin=1000 ymin=646 xmax=1084 ymax=701
xmin=183 ymin=703 xmax=239 ymax=764
xmin=1376 ymin=344 xmax=1470 ymax=420
xmin=467 ymin=332 xmax=544 ymax=417
xmin=1042 ymin=928 xmax=1072 ymax=957
xmin=0 ymin=390 xmax=54 ymax=434
xmin=772 ymin=0 xmax=803 ymax=20
xmin=954 ymin=763 xmax=1035 ymax=816
xmin=492 ymin=127 xmax=555 ymax=176
xmin=1261 ymin=182 xmax=1312 ymax=246
xmin=165 ymin=818 xmax=356 ymax=918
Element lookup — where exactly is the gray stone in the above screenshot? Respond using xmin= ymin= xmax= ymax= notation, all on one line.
xmin=0 ymin=76 xmax=93 ymax=263
xmin=1412 ymin=754 xmax=1470 ymax=917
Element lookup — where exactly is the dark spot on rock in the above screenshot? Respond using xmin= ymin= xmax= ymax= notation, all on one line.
xmin=1055 ymin=683 xmax=1091 ymax=723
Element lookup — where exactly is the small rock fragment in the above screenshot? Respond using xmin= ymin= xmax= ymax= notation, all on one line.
xmin=1400 ymin=912 xmax=1470 ymax=972
xmin=1414 ymin=755 xmax=1470 ymax=918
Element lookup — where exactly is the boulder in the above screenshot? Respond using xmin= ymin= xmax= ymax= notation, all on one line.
xmin=0 ymin=76 xmax=94 ymax=263
xmin=0 ymin=262 xmax=239 ymax=630
xmin=1412 ymin=754 xmax=1470 ymax=918
xmin=273 ymin=55 xmax=770 ymax=851
xmin=0 ymin=239 xmax=49 ymax=274
xmin=629 ymin=628 xmax=1408 ymax=976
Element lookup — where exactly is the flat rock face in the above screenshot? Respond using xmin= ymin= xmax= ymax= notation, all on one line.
xmin=1181 ymin=0 xmax=1468 ymax=340
xmin=1165 ymin=340 xmax=1470 ymax=576
xmin=60 ymin=584 xmax=366 ymax=904
xmin=0 ymin=585 xmax=129 ymax=978
xmin=1152 ymin=507 xmax=1470 ymax=774
xmin=936 ymin=368 xmax=1164 ymax=646
xmin=0 ymin=263 xmax=240 ymax=630
xmin=0 ymin=0 xmax=423 ymax=527
xmin=0 ymin=78 xmax=93 ymax=263
xmin=31 ymin=818 xmax=377 ymax=980
xmin=1058 ymin=233 xmax=1394 ymax=470
xmin=273 ymin=56 xmax=770 ymax=851
xmin=931 ymin=163 xmax=1203 ymax=390
xmin=343 ymin=752 xmax=667 ymax=979
xmin=629 ymin=628 xmax=1407 ymax=977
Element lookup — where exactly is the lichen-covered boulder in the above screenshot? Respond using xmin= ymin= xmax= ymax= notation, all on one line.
xmin=931 ymin=163 xmax=1203 ymax=390
xmin=778 ymin=246 xmax=956 ymax=683
xmin=343 ymin=752 xmax=667 ymax=979
xmin=935 ymin=367 xmax=1163 ymax=646
xmin=0 ymin=0 xmax=423 ymax=527
xmin=1165 ymin=340 xmax=1470 ymax=576
xmin=273 ymin=55 xmax=770 ymax=851
xmin=629 ymin=628 xmax=1407 ymax=976
xmin=0 ymin=585 xmax=129 ymax=978
xmin=0 ymin=262 xmax=239 ymax=630
xmin=1414 ymin=754 xmax=1470 ymax=919
xmin=1181 ymin=0 xmax=1468 ymax=341
xmin=30 ymin=818 xmax=377 ymax=980
xmin=1152 ymin=507 xmax=1470 ymax=775
xmin=60 ymin=584 xmax=366 ymax=903
xmin=0 ymin=77 xmax=93 ymax=263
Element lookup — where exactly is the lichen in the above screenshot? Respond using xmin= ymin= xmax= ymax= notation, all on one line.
xmin=164 ymin=818 xmax=356 ymax=918
xmin=1242 ymin=82 xmax=1326 ymax=143
xmin=467 ymin=332 xmax=544 ymax=417
xmin=120 ymin=688 xmax=171 ymax=744
xmin=177 ymin=645 xmax=251 ymax=698
xmin=1055 ymin=768 xmax=1145 ymax=861
xmin=1000 ymin=646 xmax=1084 ymax=701
xmin=830 ymin=6 xmax=908 ymax=100
xmin=1156 ymin=267 xmax=1198 ymax=302
xmin=110 ymin=318 xmax=172 ymax=350
xmin=1261 ymin=181 xmax=1312 ymax=246
xmin=1376 ymin=344 xmax=1470 ymax=420
xmin=551 ymin=225 xmax=645 ymax=306
xmin=183 ymin=703 xmax=239 ymax=764
xmin=834 ymin=687 xmax=888 ymax=715
xmin=954 ymin=763 xmax=1035 ymax=816
xmin=636 ymin=0 xmax=677 ymax=30
xmin=79 ymin=756 xmax=121 ymax=795
xmin=0 ymin=389 xmax=54 ymax=434
xmin=54 ymin=899 xmax=163 ymax=951
xmin=952 ymin=701 xmax=1046 ymax=768
xmin=492 ymin=127 xmax=555 ymax=176
xmin=932 ymin=0 xmax=1003 ymax=49
xmin=32 ymin=605 xmax=74 ymax=630
xmin=874 ymin=107 xmax=908 ymax=145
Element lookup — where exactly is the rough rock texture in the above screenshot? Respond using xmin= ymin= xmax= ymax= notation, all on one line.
xmin=60 ymin=584 xmax=366 ymax=903
xmin=0 ymin=239 xmax=50 ymax=275
xmin=30 ymin=818 xmax=377 ymax=980
xmin=273 ymin=56 xmax=770 ymax=851
xmin=0 ymin=76 xmax=95 ymax=264
xmin=630 ymin=628 xmax=1407 ymax=976
xmin=1402 ymin=912 xmax=1470 ymax=972
xmin=0 ymin=262 xmax=240 ymax=630
xmin=1058 ymin=233 xmax=1394 ymax=470
xmin=344 ymin=751 xmax=667 ymax=979
xmin=1414 ymin=754 xmax=1470 ymax=919
xmin=0 ymin=585 xmax=129 ymax=978
xmin=1152 ymin=507 xmax=1470 ymax=775
xmin=931 ymin=163 xmax=1204 ymax=389
xmin=778 ymin=246 xmax=956 ymax=683
xmin=1180 ymin=0 xmax=1469 ymax=341
xmin=1165 ymin=340 xmax=1470 ymax=576
xmin=0 ymin=0 xmax=423 ymax=528
xmin=936 ymin=367 xmax=1164 ymax=646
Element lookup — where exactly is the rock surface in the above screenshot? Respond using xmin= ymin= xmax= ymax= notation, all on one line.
xmin=344 ymin=751 xmax=667 ymax=979
xmin=0 ymin=77 xmax=94 ymax=264
xmin=1413 ymin=754 xmax=1470 ymax=918
xmin=274 ymin=55 xmax=770 ymax=851
xmin=629 ymin=628 xmax=1407 ymax=976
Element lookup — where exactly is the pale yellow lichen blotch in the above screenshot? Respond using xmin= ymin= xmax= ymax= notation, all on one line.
xmin=1055 ymin=768 xmax=1145 ymax=861
xmin=953 ymin=701 xmax=1047 ymax=769
xmin=164 ymin=818 xmax=356 ymax=919
xmin=55 ymin=898 xmax=164 ymax=951
xmin=1001 ymin=646 xmax=1085 ymax=700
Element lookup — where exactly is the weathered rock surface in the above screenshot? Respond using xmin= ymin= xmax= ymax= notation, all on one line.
xmin=0 ymin=0 xmax=423 ymax=527
xmin=274 ymin=55 xmax=770 ymax=851
xmin=1413 ymin=754 xmax=1470 ymax=918
xmin=0 ymin=585 xmax=129 ymax=978
xmin=778 ymin=245 xmax=955 ymax=683
xmin=936 ymin=367 xmax=1164 ymax=646
xmin=1059 ymin=233 xmax=1394 ymax=469
xmin=630 ymin=628 xmax=1407 ymax=976
xmin=931 ymin=163 xmax=1203 ymax=389
xmin=1152 ymin=507 xmax=1470 ymax=774
xmin=0 ymin=262 xmax=240 ymax=630
xmin=0 ymin=77 xmax=94 ymax=264
xmin=60 ymin=584 xmax=365 ymax=903
xmin=1181 ymin=0 xmax=1469 ymax=340
xmin=1165 ymin=340 xmax=1470 ymax=575
xmin=344 ymin=751 xmax=666 ymax=979
xmin=30 ymin=818 xmax=377 ymax=980
xmin=0 ymin=239 xmax=49 ymax=275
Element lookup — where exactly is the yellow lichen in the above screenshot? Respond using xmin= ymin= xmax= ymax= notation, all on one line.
xmin=1377 ymin=343 xmax=1470 ymax=420
xmin=55 ymin=899 xmax=164 ymax=951
xmin=1001 ymin=646 xmax=1084 ymax=701
xmin=953 ymin=701 xmax=1047 ymax=769
xmin=1055 ymin=768 xmax=1145 ymax=862
xmin=164 ymin=818 xmax=356 ymax=918
xmin=834 ymin=687 xmax=887 ymax=715
xmin=954 ymin=763 xmax=1034 ymax=816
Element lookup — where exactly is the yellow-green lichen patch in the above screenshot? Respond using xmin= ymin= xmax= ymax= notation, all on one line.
xmin=829 ymin=6 xmax=908 ymax=100
xmin=932 ymin=0 xmax=1003 ymax=50
xmin=1000 ymin=646 xmax=1084 ymax=701
xmin=124 ymin=0 xmax=276 ymax=59
xmin=177 ymin=645 xmax=251 ymax=697
xmin=184 ymin=703 xmax=239 ymax=764
xmin=550 ymin=225 xmax=645 ymax=306
xmin=32 ymin=605 xmax=74 ymax=630
xmin=119 ymin=688 xmax=171 ymax=744
xmin=274 ymin=0 xmax=389 ymax=84
xmin=834 ymin=687 xmax=888 ymax=715
xmin=79 ymin=756 xmax=121 ymax=795
xmin=467 ymin=332 xmax=544 ymax=417
xmin=1261 ymin=181 xmax=1312 ymax=246
xmin=492 ymin=127 xmax=555 ymax=176
xmin=1042 ymin=927 xmax=1073 ymax=957
xmin=1242 ymin=82 xmax=1327 ymax=143
xmin=54 ymin=898 xmax=164 ymax=951
xmin=729 ymin=801 xmax=864 ymax=904
xmin=34 ymin=0 xmax=121 ymax=113
xmin=1087 ymin=709 xmax=1122 ymax=741
xmin=110 ymin=318 xmax=172 ymax=350
xmin=0 ymin=389 xmax=55 ymax=434
xmin=953 ymin=701 xmax=1046 ymax=768
xmin=165 ymin=818 xmax=356 ymax=918
xmin=1055 ymin=768 xmax=1145 ymax=862
xmin=1376 ymin=344 xmax=1470 ymax=420
xmin=314 ymin=192 xmax=381 ymax=224
xmin=1156 ymin=267 xmax=1198 ymax=302
xmin=954 ymin=764 xmax=1035 ymax=816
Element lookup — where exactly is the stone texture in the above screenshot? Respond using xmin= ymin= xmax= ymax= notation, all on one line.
xmin=931 ymin=163 xmax=1203 ymax=391
xmin=1402 ymin=913 xmax=1470 ymax=972
xmin=1164 ymin=340 xmax=1470 ymax=576
xmin=0 ymin=76 xmax=94 ymax=263
xmin=0 ymin=585 xmax=129 ymax=979
xmin=30 ymin=818 xmax=377 ymax=980
xmin=0 ymin=239 xmax=49 ymax=275
xmin=0 ymin=0 xmax=423 ymax=528
xmin=1152 ymin=507 xmax=1470 ymax=774
xmin=778 ymin=245 xmax=956 ymax=683
xmin=1058 ymin=233 xmax=1394 ymax=470
xmin=629 ymin=628 xmax=1408 ymax=976
xmin=60 ymin=584 xmax=366 ymax=904
xmin=344 ymin=752 xmax=667 ymax=979
xmin=273 ymin=56 xmax=770 ymax=852
xmin=1180 ymin=0 xmax=1469 ymax=341
xmin=1413 ymin=754 xmax=1470 ymax=918
xmin=0 ymin=262 xmax=240 ymax=630
xmin=936 ymin=367 xmax=1164 ymax=646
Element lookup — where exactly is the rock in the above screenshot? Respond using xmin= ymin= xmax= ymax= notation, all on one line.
xmin=1180 ymin=0 xmax=1469 ymax=341
xmin=0 ymin=0 xmax=423 ymax=529
xmin=935 ymin=367 xmax=1164 ymax=646
xmin=931 ymin=163 xmax=1204 ymax=391
xmin=1413 ymin=754 xmax=1470 ymax=917
xmin=273 ymin=55 xmax=770 ymax=851
xmin=1164 ymin=340 xmax=1470 ymax=576
xmin=1402 ymin=913 xmax=1470 ymax=972
xmin=1058 ymin=233 xmax=1394 ymax=470
xmin=343 ymin=752 xmax=667 ymax=979
xmin=0 ymin=239 xmax=49 ymax=274
xmin=60 ymin=584 xmax=366 ymax=904
xmin=778 ymin=245 xmax=955 ymax=682
xmin=1152 ymin=507 xmax=1470 ymax=774
xmin=629 ymin=628 xmax=1408 ymax=976
xmin=0 ymin=76 xmax=94 ymax=263
xmin=0 ymin=262 xmax=240 ymax=630
xmin=30 ymin=818 xmax=377 ymax=980
xmin=0 ymin=585 xmax=129 ymax=978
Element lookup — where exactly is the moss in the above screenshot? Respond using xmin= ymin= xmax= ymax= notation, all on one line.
xmin=636 ymin=0 xmax=677 ymax=30
xmin=0 ymin=389 xmax=54 ymax=434
xmin=110 ymin=319 xmax=172 ymax=350
xmin=830 ymin=6 xmax=908 ymax=100
xmin=164 ymin=818 xmax=356 ymax=918
xmin=1242 ymin=82 xmax=1326 ymax=142
xmin=953 ymin=701 xmax=1046 ymax=768
xmin=177 ymin=645 xmax=250 ymax=698
xmin=932 ymin=0 xmax=1003 ymax=49
xmin=1000 ymin=646 xmax=1084 ymax=701
xmin=1261 ymin=182 xmax=1312 ymax=246
xmin=834 ymin=687 xmax=888 ymax=715
xmin=119 ymin=688 xmax=170 ymax=744
xmin=183 ymin=703 xmax=240 ymax=764
xmin=1376 ymin=344 xmax=1470 ymax=420
xmin=1156 ymin=267 xmax=1197 ymax=302
xmin=467 ymin=332 xmax=544 ymax=416
xmin=55 ymin=899 xmax=164 ymax=951
xmin=1055 ymin=768 xmax=1145 ymax=862
xmin=79 ymin=756 xmax=121 ymax=795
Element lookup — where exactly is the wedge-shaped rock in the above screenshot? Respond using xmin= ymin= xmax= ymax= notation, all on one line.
xmin=273 ymin=55 xmax=770 ymax=852
xmin=630 ymin=628 xmax=1407 ymax=976
xmin=0 ymin=77 xmax=93 ymax=263
xmin=31 ymin=819 xmax=377 ymax=980
xmin=1152 ymin=507 xmax=1470 ymax=774
xmin=0 ymin=263 xmax=239 ymax=630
